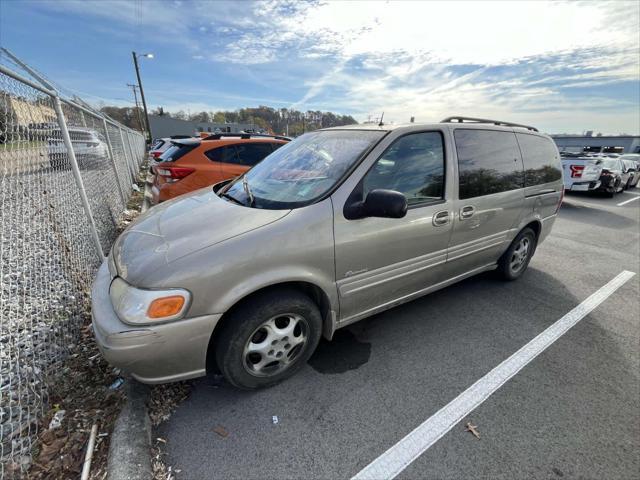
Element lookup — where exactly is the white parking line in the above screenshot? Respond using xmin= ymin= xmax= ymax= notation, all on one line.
xmin=352 ymin=270 xmax=636 ymax=480
xmin=617 ymin=196 xmax=640 ymax=206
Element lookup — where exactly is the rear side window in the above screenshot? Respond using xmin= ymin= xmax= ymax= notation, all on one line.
xmin=516 ymin=133 xmax=562 ymax=186
xmin=205 ymin=146 xmax=238 ymax=164
xmin=235 ymin=143 xmax=275 ymax=166
xmin=455 ymin=129 xmax=523 ymax=200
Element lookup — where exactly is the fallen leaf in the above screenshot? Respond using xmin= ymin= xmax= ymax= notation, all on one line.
xmin=465 ymin=422 xmax=480 ymax=439
xmin=213 ymin=426 xmax=229 ymax=438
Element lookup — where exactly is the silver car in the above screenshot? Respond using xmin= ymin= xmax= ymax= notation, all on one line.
xmin=92 ymin=117 xmax=564 ymax=389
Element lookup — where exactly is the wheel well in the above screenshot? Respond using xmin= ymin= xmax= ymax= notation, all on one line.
xmin=205 ymin=281 xmax=332 ymax=374
xmin=523 ymin=220 xmax=541 ymax=239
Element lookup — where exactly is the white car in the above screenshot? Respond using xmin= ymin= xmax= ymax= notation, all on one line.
xmin=47 ymin=127 xmax=109 ymax=170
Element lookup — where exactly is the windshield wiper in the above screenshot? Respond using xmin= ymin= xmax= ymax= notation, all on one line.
xmin=220 ymin=191 xmax=244 ymax=205
xmin=242 ymin=175 xmax=255 ymax=207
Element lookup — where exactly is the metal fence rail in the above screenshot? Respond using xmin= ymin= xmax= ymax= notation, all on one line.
xmin=0 ymin=49 xmax=146 ymax=475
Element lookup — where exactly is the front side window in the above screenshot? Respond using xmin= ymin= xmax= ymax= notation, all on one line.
xmin=362 ymin=132 xmax=444 ymax=206
xmin=221 ymin=130 xmax=385 ymax=209
xmin=455 ymin=129 xmax=523 ymax=199
xmin=235 ymin=143 xmax=276 ymax=166
xmin=516 ymin=133 xmax=562 ymax=186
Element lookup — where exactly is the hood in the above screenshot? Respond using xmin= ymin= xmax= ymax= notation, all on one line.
xmin=112 ymin=188 xmax=290 ymax=284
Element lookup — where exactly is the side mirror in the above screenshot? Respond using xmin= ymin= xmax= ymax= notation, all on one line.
xmin=345 ymin=189 xmax=408 ymax=220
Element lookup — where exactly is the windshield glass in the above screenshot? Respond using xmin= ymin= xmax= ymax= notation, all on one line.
xmin=601 ymin=159 xmax=620 ymax=170
xmin=221 ymin=130 xmax=385 ymax=209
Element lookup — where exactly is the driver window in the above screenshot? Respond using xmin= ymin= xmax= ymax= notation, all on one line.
xmin=363 ymin=131 xmax=445 ymax=205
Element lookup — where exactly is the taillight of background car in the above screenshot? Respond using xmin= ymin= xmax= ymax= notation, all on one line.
xmin=570 ymin=165 xmax=584 ymax=178
xmin=157 ymin=166 xmax=195 ymax=183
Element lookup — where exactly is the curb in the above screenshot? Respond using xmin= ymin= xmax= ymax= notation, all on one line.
xmin=107 ymin=379 xmax=153 ymax=480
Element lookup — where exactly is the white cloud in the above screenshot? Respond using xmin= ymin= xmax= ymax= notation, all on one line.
xmin=38 ymin=0 xmax=640 ymax=133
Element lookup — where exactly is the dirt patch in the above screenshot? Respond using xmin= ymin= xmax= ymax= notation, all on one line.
xmin=25 ymin=323 xmax=125 ymax=480
xmin=149 ymin=381 xmax=193 ymax=480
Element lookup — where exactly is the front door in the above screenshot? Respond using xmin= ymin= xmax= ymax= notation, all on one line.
xmin=333 ymin=131 xmax=453 ymax=324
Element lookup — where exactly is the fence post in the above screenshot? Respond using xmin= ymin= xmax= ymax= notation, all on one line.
xmin=102 ymin=117 xmax=127 ymax=206
xmin=52 ymin=96 xmax=105 ymax=260
xmin=119 ymin=126 xmax=136 ymax=182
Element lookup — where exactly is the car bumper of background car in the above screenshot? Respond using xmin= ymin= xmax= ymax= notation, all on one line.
xmin=567 ymin=180 xmax=601 ymax=191
xmin=91 ymin=260 xmax=222 ymax=384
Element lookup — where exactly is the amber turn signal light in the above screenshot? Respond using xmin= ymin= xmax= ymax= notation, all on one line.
xmin=147 ymin=295 xmax=185 ymax=319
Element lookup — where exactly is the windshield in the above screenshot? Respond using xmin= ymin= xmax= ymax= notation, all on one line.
xmin=221 ymin=130 xmax=385 ymax=209
xmin=601 ymin=159 xmax=620 ymax=170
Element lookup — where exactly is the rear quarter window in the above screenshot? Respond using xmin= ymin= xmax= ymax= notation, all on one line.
xmin=516 ymin=133 xmax=562 ymax=186
xmin=159 ymin=143 xmax=198 ymax=162
xmin=454 ymin=129 xmax=524 ymax=199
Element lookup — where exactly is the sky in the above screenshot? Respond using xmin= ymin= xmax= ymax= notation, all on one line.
xmin=1 ymin=0 xmax=639 ymax=134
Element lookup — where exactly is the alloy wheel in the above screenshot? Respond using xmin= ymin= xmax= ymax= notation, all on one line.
xmin=243 ymin=313 xmax=308 ymax=377
xmin=510 ymin=237 xmax=530 ymax=273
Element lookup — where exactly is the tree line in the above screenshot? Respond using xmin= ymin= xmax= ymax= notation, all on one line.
xmin=99 ymin=105 xmax=357 ymax=136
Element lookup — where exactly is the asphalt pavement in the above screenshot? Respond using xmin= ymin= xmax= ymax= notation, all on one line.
xmin=160 ymin=187 xmax=640 ymax=480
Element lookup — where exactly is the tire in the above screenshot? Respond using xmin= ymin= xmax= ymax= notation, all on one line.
xmin=214 ymin=288 xmax=322 ymax=390
xmin=615 ymin=179 xmax=624 ymax=193
xmin=497 ymin=228 xmax=537 ymax=281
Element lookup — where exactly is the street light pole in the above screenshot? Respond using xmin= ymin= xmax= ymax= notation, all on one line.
xmin=132 ymin=51 xmax=152 ymax=144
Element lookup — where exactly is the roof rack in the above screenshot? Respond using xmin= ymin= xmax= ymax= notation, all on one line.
xmin=203 ymin=133 xmax=291 ymax=141
xmin=440 ymin=116 xmax=538 ymax=132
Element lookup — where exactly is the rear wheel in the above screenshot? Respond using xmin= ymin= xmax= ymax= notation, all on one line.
xmin=497 ymin=228 xmax=537 ymax=281
xmin=214 ymin=288 xmax=322 ymax=389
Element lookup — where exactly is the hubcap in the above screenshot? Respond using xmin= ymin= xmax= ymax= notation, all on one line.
xmin=510 ymin=237 xmax=530 ymax=273
xmin=243 ymin=314 xmax=308 ymax=377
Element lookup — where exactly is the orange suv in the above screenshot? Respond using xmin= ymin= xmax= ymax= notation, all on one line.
xmin=151 ymin=133 xmax=289 ymax=204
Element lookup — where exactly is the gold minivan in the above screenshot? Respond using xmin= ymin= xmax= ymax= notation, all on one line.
xmin=92 ymin=116 xmax=564 ymax=389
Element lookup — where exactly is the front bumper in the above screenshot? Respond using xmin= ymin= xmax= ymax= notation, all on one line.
xmin=91 ymin=260 xmax=222 ymax=384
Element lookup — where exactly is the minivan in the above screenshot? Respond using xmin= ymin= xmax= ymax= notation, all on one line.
xmin=92 ymin=117 xmax=564 ymax=389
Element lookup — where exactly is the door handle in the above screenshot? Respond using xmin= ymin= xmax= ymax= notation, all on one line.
xmin=432 ymin=210 xmax=450 ymax=226
xmin=459 ymin=205 xmax=475 ymax=219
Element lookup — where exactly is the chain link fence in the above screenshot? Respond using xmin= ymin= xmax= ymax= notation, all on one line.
xmin=0 ymin=49 xmax=146 ymax=475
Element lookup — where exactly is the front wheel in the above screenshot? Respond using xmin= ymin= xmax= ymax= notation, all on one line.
xmin=214 ymin=289 xmax=322 ymax=389
xmin=497 ymin=228 xmax=537 ymax=281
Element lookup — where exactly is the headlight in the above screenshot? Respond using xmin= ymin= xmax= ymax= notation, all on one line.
xmin=109 ymin=277 xmax=191 ymax=325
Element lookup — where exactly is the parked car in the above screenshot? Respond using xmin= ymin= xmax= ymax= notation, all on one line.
xmin=47 ymin=127 xmax=109 ymax=170
xmin=92 ymin=117 xmax=563 ymax=389
xmin=620 ymin=154 xmax=640 ymax=171
xmin=561 ymin=156 xmax=604 ymax=192
xmin=622 ymin=158 xmax=639 ymax=189
xmin=595 ymin=157 xmax=630 ymax=197
xmin=150 ymin=133 xmax=289 ymax=204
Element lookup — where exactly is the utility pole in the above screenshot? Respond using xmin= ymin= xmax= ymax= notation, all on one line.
xmin=131 ymin=51 xmax=153 ymax=143
xmin=127 ymin=83 xmax=144 ymax=133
